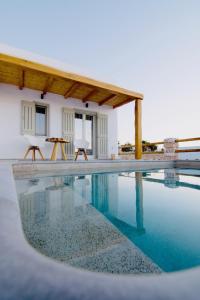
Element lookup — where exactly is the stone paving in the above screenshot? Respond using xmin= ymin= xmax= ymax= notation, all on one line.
xmin=19 ymin=189 xmax=161 ymax=274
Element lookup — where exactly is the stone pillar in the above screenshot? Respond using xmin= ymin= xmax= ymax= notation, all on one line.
xmin=163 ymin=138 xmax=178 ymax=160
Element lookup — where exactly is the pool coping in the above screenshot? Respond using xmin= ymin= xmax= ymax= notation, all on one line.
xmin=13 ymin=159 xmax=174 ymax=178
xmin=1 ymin=160 xmax=200 ymax=300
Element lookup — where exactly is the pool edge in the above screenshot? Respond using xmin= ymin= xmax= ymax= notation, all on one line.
xmin=1 ymin=161 xmax=200 ymax=300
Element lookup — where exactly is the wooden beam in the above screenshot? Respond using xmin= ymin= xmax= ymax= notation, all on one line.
xmin=19 ymin=69 xmax=25 ymax=90
xmin=82 ymin=89 xmax=97 ymax=103
xmin=64 ymin=82 xmax=80 ymax=99
xmin=133 ymin=137 xmax=200 ymax=147
xmin=113 ymin=97 xmax=134 ymax=109
xmin=99 ymin=94 xmax=117 ymax=106
xmin=41 ymin=77 xmax=55 ymax=97
xmin=176 ymin=148 xmax=200 ymax=153
xmin=176 ymin=137 xmax=200 ymax=143
xmin=135 ymin=99 xmax=142 ymax=160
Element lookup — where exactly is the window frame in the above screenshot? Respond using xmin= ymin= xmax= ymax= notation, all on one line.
xmin=35 ymin=102 xmax=49 ymax=137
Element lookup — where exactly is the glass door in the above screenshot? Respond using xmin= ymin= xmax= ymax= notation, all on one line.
xmin=74 ymin=113 xmax=83 ymax=141
xmin=75 ymin=112 xmax=95 ymax=156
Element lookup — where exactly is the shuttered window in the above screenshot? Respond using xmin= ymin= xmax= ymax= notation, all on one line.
xmin=62 ymin=108 xmax=75 ymax=158
xmin=97 ymin=114 xmax=108 ymax=159
xmin=21 ymin=101 xmax=35 ymax=135
xmin=21 ymin=101 xmax=48 ymax=136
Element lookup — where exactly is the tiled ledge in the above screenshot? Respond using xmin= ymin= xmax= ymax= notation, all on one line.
xmin=0 ymin=162 xmax=200 ymax=300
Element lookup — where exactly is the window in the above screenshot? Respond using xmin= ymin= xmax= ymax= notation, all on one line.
xmin=35 ymin=105 xmax=47 ymax=136
xmin=21 ymin=101 xmax=48 ymax=136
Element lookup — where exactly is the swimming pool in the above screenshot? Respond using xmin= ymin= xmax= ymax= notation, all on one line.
xmin=15 ymin=168 xmax=200 ymax=274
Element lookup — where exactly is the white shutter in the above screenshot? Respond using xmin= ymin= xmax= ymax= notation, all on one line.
xmin=62 ymin=108 xmax=75 ymax=158
xmin=21 ymin=101 xmax=35 ymax=135
xmin=97 ymin=114 xmax=108 ymax=159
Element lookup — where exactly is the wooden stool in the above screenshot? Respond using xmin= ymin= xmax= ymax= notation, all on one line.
xmin=75 ymin=148 xmax=88 ymax=161
xmin=24 ymin=146 xmax=45 ymax=161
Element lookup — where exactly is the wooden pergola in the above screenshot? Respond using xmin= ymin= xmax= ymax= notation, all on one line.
xmin=0 ymin=53 xmax=143 ymax=159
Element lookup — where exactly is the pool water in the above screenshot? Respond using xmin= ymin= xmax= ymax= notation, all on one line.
xmin=15 ymin=168 xmax=200 ymax=273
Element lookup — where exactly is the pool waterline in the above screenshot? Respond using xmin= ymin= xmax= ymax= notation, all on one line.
xmin=15 ymin=168 xmax=200 ymax=274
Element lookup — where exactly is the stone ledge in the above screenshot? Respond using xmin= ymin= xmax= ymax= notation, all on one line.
xmin=175 ymin=160 xmax=200 ymax=169
xmin=13 ymin=160 xmax=174 ymax=178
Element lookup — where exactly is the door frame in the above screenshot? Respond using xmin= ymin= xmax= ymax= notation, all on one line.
xmin=74 ymin=109 xmax=97 ymax=158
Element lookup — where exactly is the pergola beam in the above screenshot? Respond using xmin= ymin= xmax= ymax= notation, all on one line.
xmin=99 ymin=94 xmax=117 ymax=106
xmin=19 ymin=69 xmax=25 ymax=90
xmin=64 ymin=82 xmax=80 ymax=99
xmin=41 ymin=77 xmax=54 ymax=98
xmin=82 ymin=89 xmax=97 ymax=103
xmin=135 ymin=99 xmax=142 ymax=159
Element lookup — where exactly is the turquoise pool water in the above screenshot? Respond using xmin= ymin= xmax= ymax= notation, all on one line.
xmin=15 ymin=168 xmax=200 ymax=273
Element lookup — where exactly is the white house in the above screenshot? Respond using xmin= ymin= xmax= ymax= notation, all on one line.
xmin=0 ymin=45 xmax=143 ymax=160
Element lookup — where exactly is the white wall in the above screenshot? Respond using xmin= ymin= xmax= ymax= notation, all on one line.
xmin=0 ymin=84 xmax=118 ymax=159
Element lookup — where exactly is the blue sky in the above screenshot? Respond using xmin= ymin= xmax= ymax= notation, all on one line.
xmin=0 ymin=0 xmax=200 ymax=144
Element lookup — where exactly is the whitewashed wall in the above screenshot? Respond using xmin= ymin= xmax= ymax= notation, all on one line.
xmin=0 ymin=84 xmax=118 ymax=159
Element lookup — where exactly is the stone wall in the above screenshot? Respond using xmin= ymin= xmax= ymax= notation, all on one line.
xmin=119 ymin=153 xmax=173 ymax=160
xmin=120 ymin=138 xmax=179 ymax=160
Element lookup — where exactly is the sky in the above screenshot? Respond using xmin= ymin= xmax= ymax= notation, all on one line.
xmin=0 ymin=0 xmax=200 ymax=145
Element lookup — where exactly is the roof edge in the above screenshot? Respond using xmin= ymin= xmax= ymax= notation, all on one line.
xmin=0 ymin=52 xmax=143 ymax=99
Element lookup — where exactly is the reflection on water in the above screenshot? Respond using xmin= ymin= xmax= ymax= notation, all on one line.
xmin=16 ymin=168 xmax=200 ymax=272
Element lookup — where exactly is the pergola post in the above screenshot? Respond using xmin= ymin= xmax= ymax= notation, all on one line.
xmin=135 ymin=99 xmax=142 ymax=159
